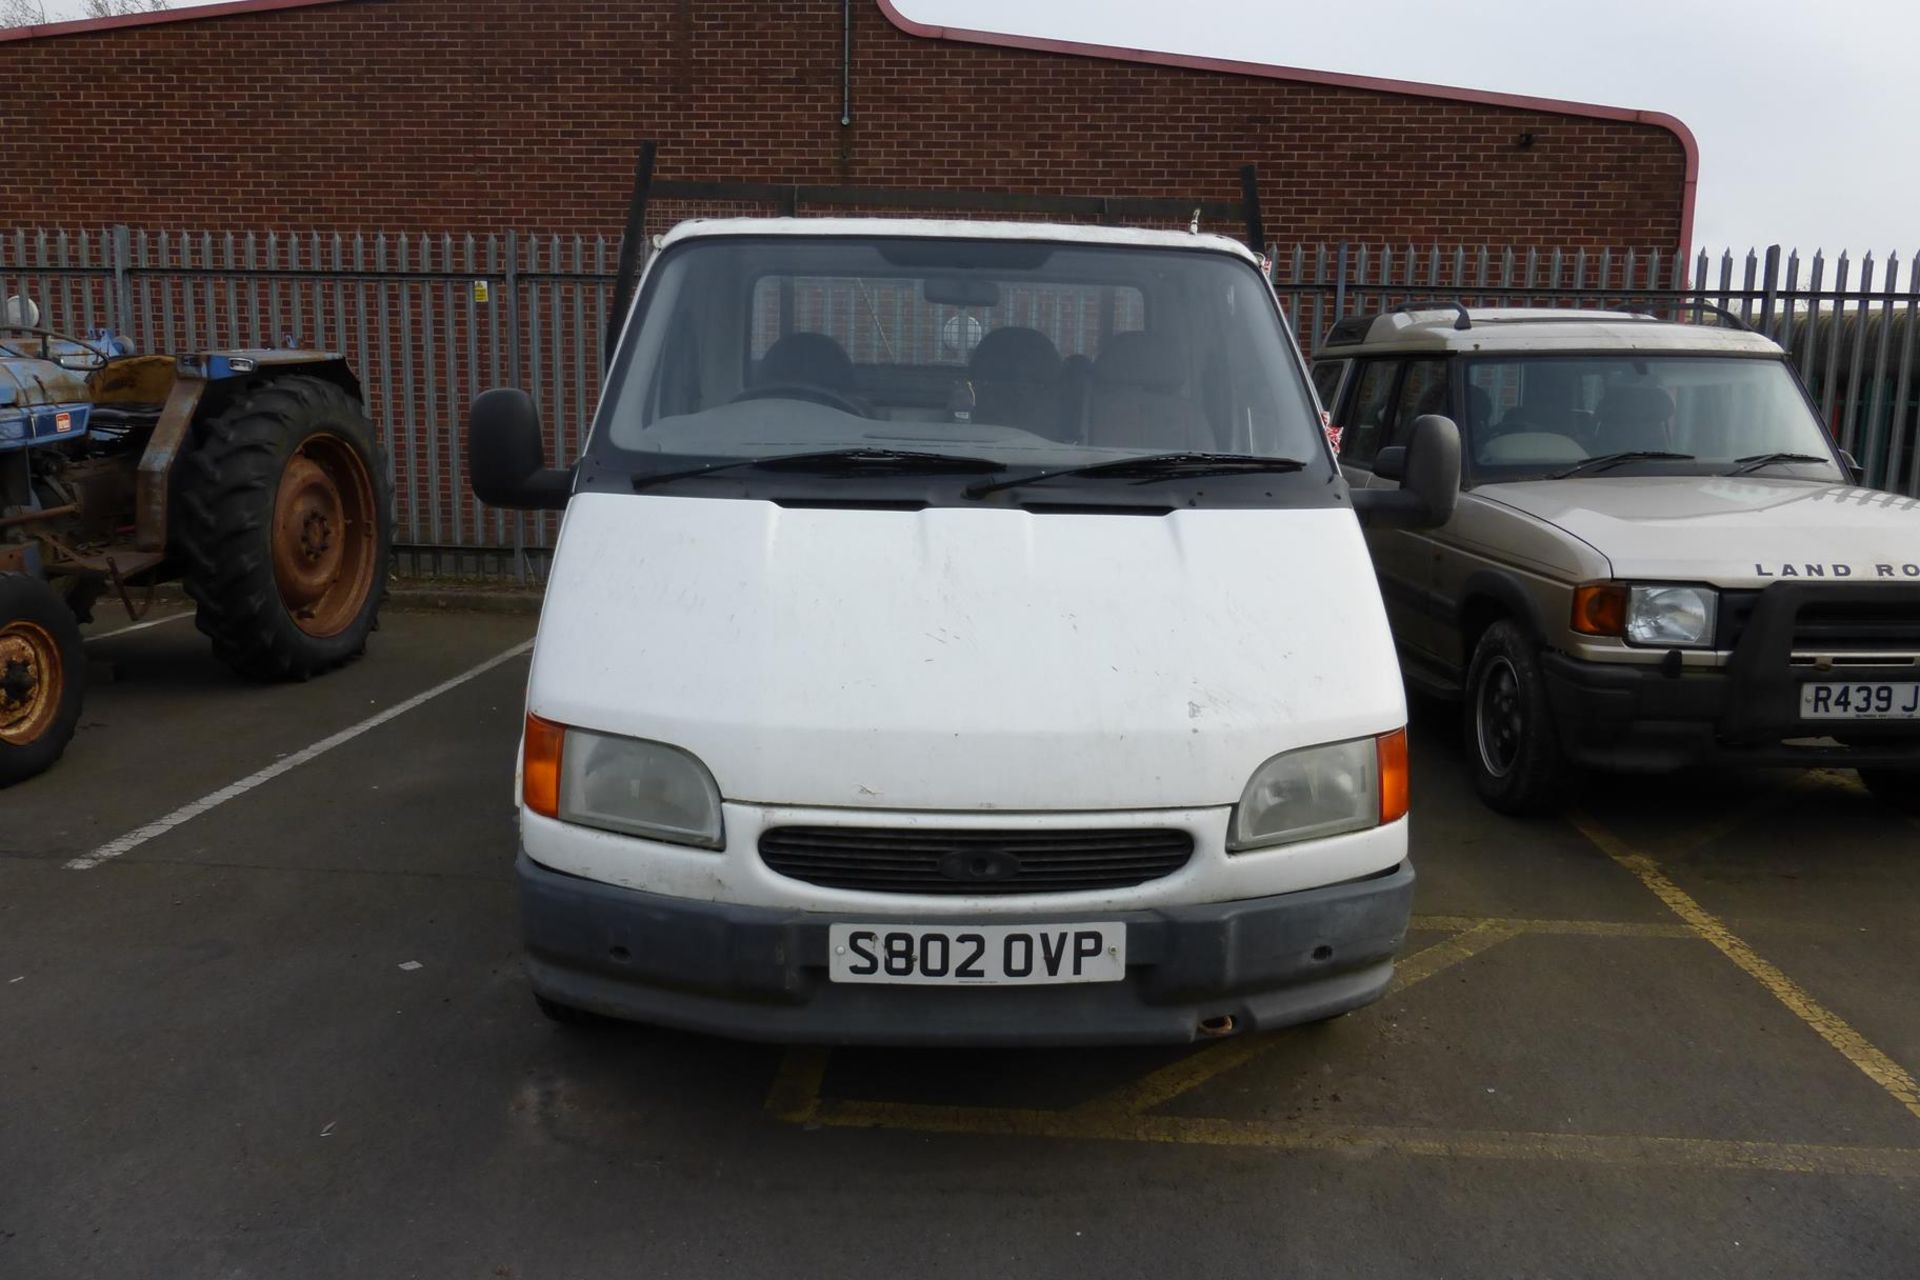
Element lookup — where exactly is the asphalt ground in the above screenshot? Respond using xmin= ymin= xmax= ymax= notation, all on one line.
xmin=4 ymin=606 xmax=1919 ymax=1279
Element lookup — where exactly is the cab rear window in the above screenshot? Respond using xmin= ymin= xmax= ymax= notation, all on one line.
xmin=749 ymin=275 xmax=1144 ymax=368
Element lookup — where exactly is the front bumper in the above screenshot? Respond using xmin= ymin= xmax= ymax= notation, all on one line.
xmin=517 ymin=852 xmax=1415 ymax=1046
xmin=1541 ymin=581 xmax=1920 ymax=772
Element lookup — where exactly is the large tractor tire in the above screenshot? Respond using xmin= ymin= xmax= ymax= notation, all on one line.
xmin=173 ymin=376 xmax=392 ymax=681
xmin=0 ymin=572 xmax=86 ymax=787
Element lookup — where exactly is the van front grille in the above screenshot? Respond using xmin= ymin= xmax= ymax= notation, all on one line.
xmin=758 ymin=826 xmax=1194 ymax=895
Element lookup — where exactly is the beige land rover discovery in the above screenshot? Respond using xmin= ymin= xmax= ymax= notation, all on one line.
xmin=1312 ymin=305 xmax=1920 ymax=814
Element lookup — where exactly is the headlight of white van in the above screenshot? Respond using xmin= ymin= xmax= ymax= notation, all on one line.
xmin=1229 ymin=737 xmax=1386 ymax=852
xmin=557 ymin=729 xmax=725 ymax=849
xmin=1626 ymin=585 xmax=1718 ymax=648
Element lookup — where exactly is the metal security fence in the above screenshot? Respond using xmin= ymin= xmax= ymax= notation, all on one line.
xmin=1273 ymin=243 xmax=1920 ymax=497
xmin=0 ymin=226 xmax=617 ymax=580
xmin=5 ymin=229 xmax=1918 ymax=581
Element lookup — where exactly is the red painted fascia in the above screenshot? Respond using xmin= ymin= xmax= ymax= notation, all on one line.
xmin=874 ymin=0 xmax=1699 ymax=255
xmin=0 ymin=0 xmax=351 ymax=45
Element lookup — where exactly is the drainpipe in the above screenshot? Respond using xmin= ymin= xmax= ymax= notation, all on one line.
xmin=841 ymin=0 xmax=852 ymax=127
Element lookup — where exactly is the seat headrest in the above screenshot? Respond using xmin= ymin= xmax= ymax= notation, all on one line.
xmin=1466 ymin=386 xmax=1494 ymax=426
xmin=758 ymin=332 xmax=855 ymax=389
xmin=1598 ymin=384 xmax=1674 ymax=424
xmin=1093 ymin=331 xmax=1185 ymax=392
xmin=968 ymin=327 xmax=1060 ymax=383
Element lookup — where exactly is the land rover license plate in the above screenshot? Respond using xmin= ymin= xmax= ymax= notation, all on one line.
xmin=1800 ymin=682 xmax=1920 ymax=720
xmin=827 ymin=923 xmax=1126 ymax=986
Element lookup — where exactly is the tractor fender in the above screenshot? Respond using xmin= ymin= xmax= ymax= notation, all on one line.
xmin=136 ymin=354 xmax=367 ymax=553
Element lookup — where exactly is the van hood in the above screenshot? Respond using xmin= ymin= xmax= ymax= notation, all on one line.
xmin=1479 ymin=476 xmax=1920 ymax=586
xmin=529 ymin=493 xmax=1402 ymax=811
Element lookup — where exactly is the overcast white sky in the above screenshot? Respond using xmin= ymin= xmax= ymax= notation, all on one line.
xmin=38 ymin=0 xmax=1918 ymax=255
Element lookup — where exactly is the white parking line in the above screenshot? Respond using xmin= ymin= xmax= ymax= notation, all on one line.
xmin=84 ymin=611 xmax=194 ymax=643
xmin=64 ymin=640 xmax=534 ymax=872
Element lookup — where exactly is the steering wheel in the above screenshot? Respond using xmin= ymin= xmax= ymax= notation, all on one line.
xmin=731 ymin=382 xmax=869 ymax=417
xmin=0 ymin=322 xmax=115 ymax=371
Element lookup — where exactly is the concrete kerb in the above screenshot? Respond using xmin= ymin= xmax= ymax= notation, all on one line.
xmin=380 ymin=583 xmax=545 ymax=616
xmin=141 ymin=579 xmax=545 ymax=617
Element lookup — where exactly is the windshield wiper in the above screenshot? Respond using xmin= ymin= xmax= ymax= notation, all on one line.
xmin=1723 ymin=451 xmax=1831 ymax=477
xmin=1547 ymin=450 xmax=1695 ymax=480
xmin=963 ymin=452 xmax=1308 ymax=498
xmin=632 ymin=448 xmax=1007 ymax=490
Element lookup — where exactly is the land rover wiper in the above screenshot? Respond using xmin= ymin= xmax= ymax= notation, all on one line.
xmin=1547 ymin=450 xmax=1695 ymax=479
xmin=1722 ymin=451 xmax=1831 ymax=476
xmin=632 ymin=448 xmax=1007 ymax=490
xmin=964 ymin=452 xmax=1307 ymax=498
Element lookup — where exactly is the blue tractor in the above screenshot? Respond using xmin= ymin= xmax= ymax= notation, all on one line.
xmin=1 ymin=297 xmax=392 ymax=785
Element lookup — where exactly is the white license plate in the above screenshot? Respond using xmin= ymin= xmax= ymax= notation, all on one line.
xmin=1801 ymin=682 xmax=1920 ymax=720
xmin=827 ymin=922 xmax=1126 ymax=986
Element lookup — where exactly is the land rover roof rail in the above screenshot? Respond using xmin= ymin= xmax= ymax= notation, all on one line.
xmin=1390 ymin=300 xmax=1473 ymax=331
xmin=1324 ymin=299 xmax=1755 ymax=349
xmin=1320 ymin=302 xmax=1470 ymax=348
xmin=1619 ymin=298 xmax=1754 ymax=332
xmin=1321 ymin=316 xmax=1377 ymax=347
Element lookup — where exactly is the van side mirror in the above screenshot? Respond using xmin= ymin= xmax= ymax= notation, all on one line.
xmin=1371 ymin=446 xmax=1407 ymax=482
xmin=468 ymin=388 xmax=573 ymax=510
xmin=1352 ymin=415 xmax=1460 ymax=530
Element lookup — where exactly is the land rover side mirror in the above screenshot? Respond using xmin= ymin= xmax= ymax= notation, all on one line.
xmin=1352 ymin=414 xmax=1460 ymax=530
xmin=468 ymin=388 xmax=574 ymax=510
xmin=1371 ymin=446 xmax=1407 ymax=482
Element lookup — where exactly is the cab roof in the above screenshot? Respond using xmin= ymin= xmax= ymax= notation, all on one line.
xmin=656 ymin=216 xmax=1262 ymax=263
xmin=1315 ymin=306 xmax=1784 ymax=358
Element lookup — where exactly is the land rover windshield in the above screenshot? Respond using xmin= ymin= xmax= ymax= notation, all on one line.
xmin=586 ymin=234 xmax=1334 ymax=506
xmin=1461 ymin=354 xmax=1844 ymax=483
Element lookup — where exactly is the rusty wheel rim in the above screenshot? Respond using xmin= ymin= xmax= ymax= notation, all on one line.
xmin=271 ymin=433 xmax=379 ymax=638
xmin=0 ymin=619 xmax=62 ymax=747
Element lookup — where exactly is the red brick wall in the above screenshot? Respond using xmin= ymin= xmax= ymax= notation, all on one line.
xmin=0 ymin=0 xmax=1687 ymax=249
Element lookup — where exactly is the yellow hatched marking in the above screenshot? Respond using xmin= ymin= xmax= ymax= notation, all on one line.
xmin=1797 ymin=767 xmax=1920 ymax=835
xmin=763 ymin=1046 xmax=831 ymax=1125
xmin=1572 ymin=812 xmax=1920 ymax=1124
xmin=1667 ymin=774 xmax=1808 ymax=856
xmin=767 ymin=916 xmax=1696 ymax=1127
xmin=1413 ymin=915 xmax=1693 ymax=939
xmin=1067 ymin=1037 xmax=1272 ymax=1120
xmin=808 ymin=1099 xmax=1920 ymax=1179
xmin=1073 ymin=920 xmax=1521 ymax=1118
xmin=1802 ymin=766 xmax=1920 ymax=835
xmin=1634 ymin=769 xmax=1916 ymax=858
xmin=1384 ymin=919 xmax=1524 ymax=994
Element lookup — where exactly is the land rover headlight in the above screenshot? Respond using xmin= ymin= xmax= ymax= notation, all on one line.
xmin=523 ymin=715 xmax=725 ymax=848
xmin=1626 ymin=585 xmax=1718 ymax=648
xmin=1229 ymin=731 xmax=1408 ymax=852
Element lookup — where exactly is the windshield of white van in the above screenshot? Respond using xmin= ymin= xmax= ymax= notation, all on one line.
xmin=1462 ymin=355 xmax=1843 ymax=483
xmin=588 ymin=235 xmax=1331 ymax=504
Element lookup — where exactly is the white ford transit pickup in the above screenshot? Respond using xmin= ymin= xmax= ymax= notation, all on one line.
xmin=468 ymin=217 xmax=1460 ymax=1044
